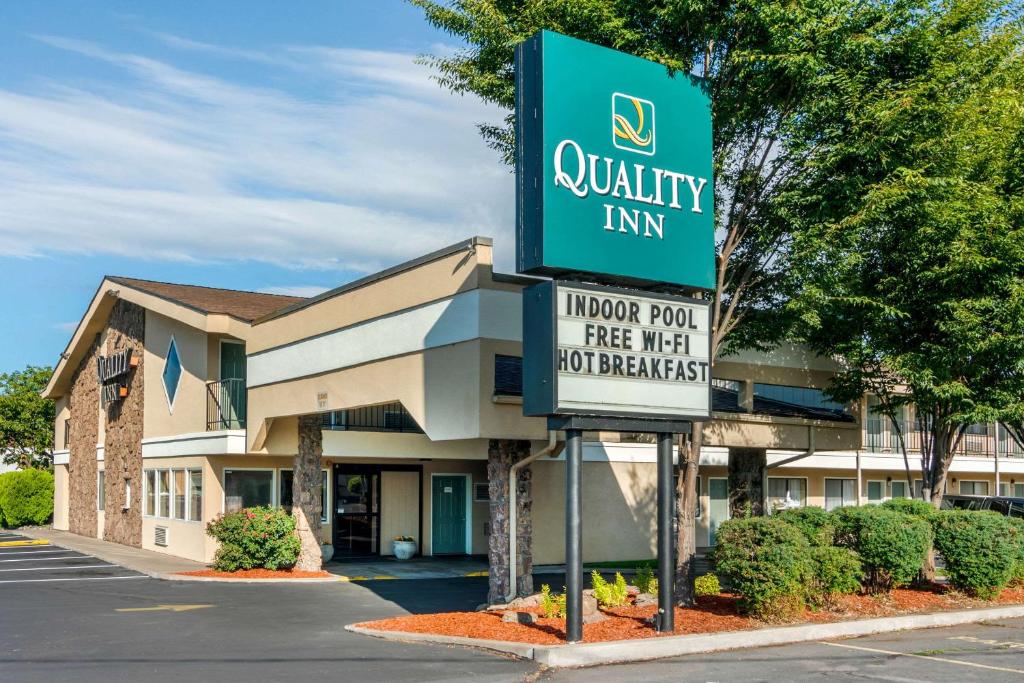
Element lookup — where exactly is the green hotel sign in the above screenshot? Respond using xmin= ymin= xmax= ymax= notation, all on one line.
xmin=515 ymin=31 xmax=714 ymax=290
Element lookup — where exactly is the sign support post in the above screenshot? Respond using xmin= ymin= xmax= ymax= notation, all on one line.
xmin=564 ymin=428 xmax=584 ymax=643
xmin=656 ymin=431 xmax=675 ymax=632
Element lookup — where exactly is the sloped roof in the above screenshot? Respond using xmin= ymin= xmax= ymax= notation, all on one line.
xmin=107 ymin=277 xmax=305 ymax=322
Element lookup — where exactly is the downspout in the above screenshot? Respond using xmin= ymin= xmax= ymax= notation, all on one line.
xmin=507 ymin=430 xmax=564 ymax=603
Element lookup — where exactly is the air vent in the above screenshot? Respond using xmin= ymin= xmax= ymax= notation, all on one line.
xmin=473 ymin=482 xmax=489 ymax=503
xmin=154 ymin=526 xmax=168 ymax=547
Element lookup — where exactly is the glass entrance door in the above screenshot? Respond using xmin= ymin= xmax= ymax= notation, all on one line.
xmin=334 ymin=468 xmax=379 ymax=558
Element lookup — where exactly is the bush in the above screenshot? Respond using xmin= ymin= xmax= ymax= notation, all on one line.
xmin=591 ymin=570 xmax=628 ymax=608
xmin=694 ymin=573 xmax=721 ymax=597
xmin=931 ymin=510 xmax=1018 ymax=599
xmin=634 ymin=564 xmax=657 ymax=595
xmin=807 ymin=546 xmax=863 ymax=609
xmin=773 ymin=507 xmax=835 ymax=546
xmin=831 ymin=506 xmax=931 ymax=592
xmin=0 ymin=469 xmax=54 ymax=528
xmin=881 ymin=498 xmax=937 ymax=519
xmin=205 ymin=506 xmax=301 ymax=572
xmin=711 ymin=517 xmax=812 ymax=621
xmin=540 ymin=584 xmax=566 ymax=618
xmin=1008 ymin=518 xmax=1024 ymax=586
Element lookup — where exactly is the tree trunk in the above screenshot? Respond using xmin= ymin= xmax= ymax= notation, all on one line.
xmin=728 ymin=448 xmax=767 ymax=518
xmin=675 ymin=423 xmax=702 ymax=606
xmin=293 ymin=415 xmax=324 ymax=572
xmin=486 ymin=439 xmax=532 ymax=605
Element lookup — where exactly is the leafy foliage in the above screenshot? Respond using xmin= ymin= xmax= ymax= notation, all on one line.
xmin=694 ymin=573 xmax=721 ymax=597
xmin=1008 ymin=518 xmax=1024 ymax=586
xmin=881 ymin=498 xmax=937 ymax=519
xmin=0 ymin=469 xmax=53 ymax=527
xmin=711 ymin=517 xmax=811 ymax=620
xmin=591 ymin=570 xmax=628 ymax=608
xmin=205 ymin=506 xmax=301 ymax=572
xmin=932 ymin=511 xmax=1018 ymax=599
xmin=807 ymin=546 xmax=863 ymax=609
xmin=633 ymin=563 xmax=657 ymax=595
xmin=772 ymin=507 xmax=835 ymax=546
xmin=831 ymin=507 xmax=931 ymax=592
xmin=0 ymin=366 xmax=55 ymax=469
xmin=540 ymin=583 xmax=566 ymax=618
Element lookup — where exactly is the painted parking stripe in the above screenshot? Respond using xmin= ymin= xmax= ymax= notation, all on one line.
xmin=818 ymin=641 xmax=1024 ymax=674
xmin=0 ymin=539 xmax=50 ymax=547
xmin=0 ymin=555 xmax=89 ymax=563
xmin=0 ymin=575 xmax=147 ymax=585
xmin=0 ymin=563 xmax=117 ymax=572
xmin=0 ymin=550 xmax=74 ymax=556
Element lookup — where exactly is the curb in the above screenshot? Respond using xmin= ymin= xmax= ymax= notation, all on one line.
xmin=347 ymin=603 xmax=1024 ymax=668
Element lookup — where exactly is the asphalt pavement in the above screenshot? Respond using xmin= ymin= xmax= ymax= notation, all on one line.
xmin=3 ymin=529 xmax=1024 ymax=682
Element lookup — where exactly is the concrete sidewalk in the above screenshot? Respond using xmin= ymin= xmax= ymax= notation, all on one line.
xmin=16 ymin=527 xmax=205 ymax=578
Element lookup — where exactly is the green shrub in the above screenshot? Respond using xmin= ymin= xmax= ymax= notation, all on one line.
xmin=0 ymin=469 xmax=54 ymax=528
xmin=807 ymin=546 xmax=863 ymax=609
xmin=773 ymin=507 xmax=835 ymax=546
xmin=711 ymin=517 xmax=812 ymax=621
xmin=881 ymin=498 xmax=937 ymax=518
xmin=931 ymin=510 xmax=1017 ymax=599
xmin=634 ymin=563 xmax=657 ymax=595
xmin=1007 ymin=518 xmax=1024 ymax=586
xmin=831 ymin=506 xmax=930 ymax=592
xmin=694 ymin=573 xmax=721 ymax=597
xmin=591 ymin=570 xmax=628 ymax=608
xmin=540 ymin=584 xmax=566 ymax=618
xmin=205 ymin=506 xmax=301 ymax=572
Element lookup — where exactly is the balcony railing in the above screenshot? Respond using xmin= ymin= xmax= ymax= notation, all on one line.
xmin=864 ymin=419 xmax=1024 ymax=457
xmin=207 ymin=378 xmax=246 ymax=430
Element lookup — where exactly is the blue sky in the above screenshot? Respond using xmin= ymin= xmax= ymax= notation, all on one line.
xmin=0 ymin=1 xmax=513 ymax=373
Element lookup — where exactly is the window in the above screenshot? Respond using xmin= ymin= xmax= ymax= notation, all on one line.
xmin=914 ymin=479 xmax=925 ymax=499
xmin=158 ymin=470 xmax=171 ymax=517
xmin=891 ymin=480 xmax=909 ymax=499
xmin=965 ymin=423 xmax=989 ymax=435
xmin=188 ymin=469 xmax=203 ymax=522
xmin=753 ymin=383 xmax=847 ymax=413
xmin=97 ymin=470 xmax=105 ymax=511
xmin=173 ymin=470 xmax=186 ymax=520
xmin=494 ymin=355 xmax=523 ymax=396
xmin=867 ymin=480 xmax=884 ymax=504
xmin=695 ymin=475 xmax=702 ymax=518
xmin=473 ymin=481 xmax=489 ymax=502
xmin=123 ymin=479 xmax=131 ymax=510
xmin=224 ymin=469 xmax=274 ymax=514
xmin=145 ymin=470 xmax=156 ymax=516
xmin=278 ymin=469 xmax=328 ymax=522
xmin=999 ymin=482 xmax=1024 ymax=497
xmin=711 ymin=378 xmax=741 ymax=392
xmin=959 ymin=480 xmax=990 ymax=496
xmin=162 ymin=337 xmax=182 ymax=409
xmin=825 ymin=479 xmax=857 ymax=510
xmin=768 ymin=477 xmax=807 ymax=509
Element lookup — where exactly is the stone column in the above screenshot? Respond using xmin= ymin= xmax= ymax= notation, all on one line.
xmin=486 ymin=439 xmax=533 ymax=605
xmin=293 ymin=415 xmax=324 ymax=572
xmin=728 ymin=447 xmax=767 ymax=517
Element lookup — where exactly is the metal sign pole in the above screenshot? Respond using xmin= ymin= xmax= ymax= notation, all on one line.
xmin=656 ymin=431 xmax=675 ymax=632
xmin=565 ymin=428 xmax=584 ymax=643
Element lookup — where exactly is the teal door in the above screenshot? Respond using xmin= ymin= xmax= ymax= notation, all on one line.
xmin=708 ymin=478 xmax=729 ymax=545
xmin=432 ymin=476 xmax=467 ymax=555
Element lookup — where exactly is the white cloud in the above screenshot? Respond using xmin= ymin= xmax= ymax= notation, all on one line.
xmin=0 ymin=35 xmax=515 ymax=274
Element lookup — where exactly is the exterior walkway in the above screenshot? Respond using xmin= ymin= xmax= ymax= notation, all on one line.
xmin=327 ymin=555 xmax=489 ymax=580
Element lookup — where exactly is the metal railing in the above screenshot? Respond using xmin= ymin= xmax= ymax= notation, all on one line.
xmin=864 ymin=419 xmax=1023 ymax=457
xmin=207 ymin=378 xmax=246 ymax=430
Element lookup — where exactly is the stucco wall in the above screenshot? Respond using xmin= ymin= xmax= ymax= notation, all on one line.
xmin=52 ymin=464 xmax=70 ymax=531
xmin=144 ymin=310 xmax=209 ymax=439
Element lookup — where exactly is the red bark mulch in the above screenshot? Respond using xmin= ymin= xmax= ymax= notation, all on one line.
xmin=357 ymin=586 xmax=1024 ymax=645
xmin=179 ymin=568 xmax=333 ymax=579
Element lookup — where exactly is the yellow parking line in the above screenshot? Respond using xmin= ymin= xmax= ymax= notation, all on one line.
xmin=0 ymin=540 xmax=49 ymax=547
xmin=464 ymin=570 xmax=489 ymax=577
xmin=819 ymin=641 xmax=1024 ymax=674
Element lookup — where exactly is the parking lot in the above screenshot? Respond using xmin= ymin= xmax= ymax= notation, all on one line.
xmin=0 ymin=531 xmax=146 ymax=584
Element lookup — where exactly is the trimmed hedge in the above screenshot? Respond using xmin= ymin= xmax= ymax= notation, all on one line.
xmin=807 ymin=545 xmax=863 ymax=608
xmin=832 ymin=506 xmax=930 ymax=592
xmin=0 ymin=469 xmax=54 ymax=528
xmin=1009 ymin=518 xmax=1024 ymax=586
xmin=206 ymin=506 xmax=301 ymax=572
xmin=773 ymin=506 xmax=835 ymax=546
xmin=932 ymin=510 xmax=1018 ymax=598
xmin=881 ymin=498 xmax=937 ymax=518
xmin=711 ymin=517 xmax=811 ymax=621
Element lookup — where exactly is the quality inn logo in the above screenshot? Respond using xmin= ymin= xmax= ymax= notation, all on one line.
xmin=612 ymin=93 xmax=655 ymax=156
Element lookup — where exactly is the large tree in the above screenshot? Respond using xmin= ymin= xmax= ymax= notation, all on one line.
xmin=784 ymin=0 xmax=1024 ymax=508
xmin=0 ymin=366 xmax=55 ymax=470
xmin=410 ymin=0 xmax=937 ymax=602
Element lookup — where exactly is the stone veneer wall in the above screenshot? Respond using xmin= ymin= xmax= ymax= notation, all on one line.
xmin=67 ymin=335 xmax=101 ymax=537
xmin=103 ymin=299 xmax=145 ymax=547
xmin=486 ymin=439 xmax=533 ymax=604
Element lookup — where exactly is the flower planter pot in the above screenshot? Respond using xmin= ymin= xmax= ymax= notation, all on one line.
xmin=321 ymin=544 xmax=335 ymax=563
xmin=392 ymin=540 xmax=417 ymax=560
